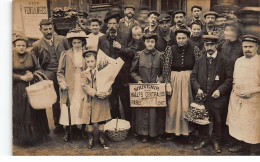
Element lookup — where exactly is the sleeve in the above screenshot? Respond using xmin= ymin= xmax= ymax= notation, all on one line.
xmin=63 ymin=38 xmax=70 ymax=50
xmin=32 ymin=42 xmax=39 ymax=58
xmin=97 ymin=36 xmax=102 ymax=51
xmin=57 ymin=51 xmax=69 ymax=88
xmin=190 ymin=60 xmax=201 ymax=95
xmin=162 ymin=46 xmax=172 ymax=83
xmin=216 ymin=58 xmax=234 ymax=95
xmin=31 ymin=53 xmax=43 ymax=73
xmin=120 ymin=45 xmax=136 ymax=58
xmin=130 ymin=53 xmax=142 ymax=83
xmin=13 ymin=73 xmax=22 ymax=81
xmin=80 ymin=71 xmax=96 ymax=97
xmin=157 ymin=54 xmax=164 ymax=83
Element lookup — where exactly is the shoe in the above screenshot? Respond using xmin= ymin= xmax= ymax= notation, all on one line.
xmin=99 ymin=132 xmax=108 ymax=149
xmin=81 ymin=130 xmax=88 ymax=139
xmin=141 ymin=136 xmax=148 ymax=143
xmin=54 ymin=126 xmax=64 ymax=134
xmin=193 ymin=139 xmax=209 ymax=150
xmin=62 ymin=127 xmax=71 ymax=142
xmin=87 ymin=132 xmax=94 ymax=149
xmin=212 ymin=141 xmax=222 ymax=153
xmin=228 ymin=145 xmax=243 ymax=153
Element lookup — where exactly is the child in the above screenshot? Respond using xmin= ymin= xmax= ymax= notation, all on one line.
xmin=130 ymin=33 xmax=165 ymax=143
xmin=80 ymin=50 xmax=111 ymax=149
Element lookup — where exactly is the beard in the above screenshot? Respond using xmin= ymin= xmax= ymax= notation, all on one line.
xmin=126 ymin=13 xmax=133 ymax=18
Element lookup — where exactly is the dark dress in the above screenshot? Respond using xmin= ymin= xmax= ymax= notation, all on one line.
xmin=13 ymin=51 xmax=50 ymax=144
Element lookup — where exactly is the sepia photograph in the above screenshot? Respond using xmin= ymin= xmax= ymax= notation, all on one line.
xmin=10 ymin=0 xmax=260 ymax=156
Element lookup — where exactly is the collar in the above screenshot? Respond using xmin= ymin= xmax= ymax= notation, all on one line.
xmin=44 ymin=35 xmax=54 ymax=44
xmin=192 ymin=17 xmax=201 ymax=21
xmin=144 ymin=48 xmax=156 ymax=55
xmin=85 ymin=66 xmax=98 ymax=74
xmin=207 ymin=50 xmax=217 ymax=58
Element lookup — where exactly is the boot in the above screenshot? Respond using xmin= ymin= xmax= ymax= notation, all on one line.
xmin=99 ymin=132 xmax=108 ymax=149
xmin=62 ymin=126 xmax=71 ymax=142
xmin=81 ymin=124 xmax=88 ymax=139
xmin=87 ymin=132 xmax=94 ymax=149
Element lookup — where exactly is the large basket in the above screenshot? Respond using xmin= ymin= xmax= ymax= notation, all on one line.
xmin=25 ymin=71 xmax=57 ymax=109
xmin=104 ymin=118 xmax=130 ymax=142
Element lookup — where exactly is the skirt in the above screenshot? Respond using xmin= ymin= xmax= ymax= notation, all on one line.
xmin=165 ymin=70 xmax=193 ymax=136
xmin=60 ymin=68 xmax=88 ymax=125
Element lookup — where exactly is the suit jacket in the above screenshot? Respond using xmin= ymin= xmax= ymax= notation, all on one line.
xmin=190 ymin=52 xmax=233 ymax=110
xmin=32 ymin=34 xmax=70 ymax=70
xmin=118 ymin=18 xmax=140 ymax=46
xmin=97 ymin=32 xmax=135 ymax=87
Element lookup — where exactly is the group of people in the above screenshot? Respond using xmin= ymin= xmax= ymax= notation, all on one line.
xmin=13 ymin=4 xmax=259 ymax=154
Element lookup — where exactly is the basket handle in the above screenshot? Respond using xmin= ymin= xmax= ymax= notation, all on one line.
xmin=28 ymin=72 xmax=44 ymax=86
xmin=34 ymin=71 xmax=50 ymax=80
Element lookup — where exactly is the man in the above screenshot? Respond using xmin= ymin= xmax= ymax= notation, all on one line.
xmin=226 ymin=35 xmax=260 ymax=154
xmin=188 ymin=5 xmax=205 ymax=27
xmin=170 ymin=10 xmax=189 ymax=33
xmin=32 ymin=19 xmax=70 ymax=134
xmin=118 ymin=5 xmax=140 ymax=47
xmin=97 ymin=12 xmax=134 ymax=123
xmin=144 ymin=11 xmax=160 ymax=34
xmin=76 ymin=12 xmax=91 ymax=35
xmin=190 ymin=35 xmax=233 ymax=153
xmin=202 ymin=11 xmax=224 ymax=47
xmin=216 ymin=13 xmax=227 ymax=29
xmin=156 ymin=14 xmax=176 ymax=52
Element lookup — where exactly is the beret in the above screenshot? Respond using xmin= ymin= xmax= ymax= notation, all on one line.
xmin=242 ymin=34 xmax=259 ymax=44
xmin=202 ymin=35 xmax=219 ymax=43
xmin=123 ymin=5 xmax=135 ymax=10
xmin=172 ymin=10 xmax=186 ymax=17
xmin=191 ymin=5 xmax=202 ymax=11
xmin=204 ymin=11 xmax=219 ymax=18
xmin=104 ymin=12 xmax=121 ymax=23
xmin=66 ymin=29 xmax=88 ymax=39
xmin=158 ymin=14 xmax=171 ymax=23
xmin=142 ymin=33 xmax=158 ymax=41
xmin=148 ymin=10 xmax=160 ymax=17
xmin=174 ymin=28 xmax=191 ymax=37
xmin=82 ymin=50 xmax=97 ymax=58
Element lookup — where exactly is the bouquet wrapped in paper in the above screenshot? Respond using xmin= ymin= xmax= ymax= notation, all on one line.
xmin=96 ymin=49 xmax=124 ymax=93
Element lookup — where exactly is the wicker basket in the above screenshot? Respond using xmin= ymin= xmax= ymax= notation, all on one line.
xmin=104 ymin=118 xmax=130 ymax=142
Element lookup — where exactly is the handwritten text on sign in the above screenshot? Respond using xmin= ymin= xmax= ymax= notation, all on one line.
xmin=129 ymin=83 xmax=166 ymax=107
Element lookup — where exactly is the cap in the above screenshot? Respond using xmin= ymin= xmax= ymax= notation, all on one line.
xmin=13 ymin=34 xmax=29 ymax=44
xmin=66 ymin=29 xmax=88 ymax=39
xmin=242 ymin=34 xmax=259 ymax=44
xmin=142 ymin=33 xmax=158 ymax=41
xmin=204 ymin=11 xmax=219 ymax=19
xmin=158 ymin=14 xmax=171 ymax=23
xmin=147 ymin=11 xmax=160 ymax=17
xmin=104 ymin=12 xmax=121 ymax=23
xmin=123 ymin=5 xmax=135 ymax=10
xmin=191 ymin=5 xmax=202 ymax=11
xmin=82 ymin=50 xmax=97 ymax=58
xmin=202 ymin=35 xmax=219 ymax=43
xmin=78 ymin=12 xmax=88 ymax=18
xmin=217 ymin=13 xmax=227 ymax=18
xmin=172 ymin=10 xmax=186 ymax=17
xmin=174 ymin=28 xmax=191 ymax=37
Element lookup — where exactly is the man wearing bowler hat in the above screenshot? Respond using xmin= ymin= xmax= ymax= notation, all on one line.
xmin=170 ymin=10 xmax=190 ymax=33
xmin=118 ymin=5 xmax=140 ymax=47
xmin=190 ymin=35 xmax=233 ymax=153
xmin=144 ymin=11 xmax=160 ymax=34
xmin=97 ymin=12 xmax=134 ymax=123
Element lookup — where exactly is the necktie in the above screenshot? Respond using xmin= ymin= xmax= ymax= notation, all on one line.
xmin=49 ymin=39 xmax=53 ymax=46
xmin=207 ymin=57 xmax=214 ymax=64
xmin=90 ymin=70 xmax=94 ymax=88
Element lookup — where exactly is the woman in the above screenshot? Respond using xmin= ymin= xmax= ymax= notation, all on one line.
xmin=13 ymin=35 xmax=50 ymax=145
xmin=57 ymin=29 xmax=88 ymax=142
xmin=220 ymin=21 xmax=243 ymax=66
xmin=163 ymin=28 xmax=195 ymax=139
xmin=86 ymin=18 xmax=104 ymax=51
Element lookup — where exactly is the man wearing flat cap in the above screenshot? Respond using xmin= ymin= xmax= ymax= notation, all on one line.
xmin=156 ymin=14 xmax=176 ymax=52
xmin=226 ymin=34 xmax=260 ymax=154
xmin=76 ymin=12 xmax=91 ymax=35
xmin=32 ymin=19 xmax=70 ymax=134
xmin=170 ymin=10 xmax=190 ymax=33
xmin=118 ymin=5 xmax=140 ymax=47
xmin=188 ymin=5 xmax=205 ymax=27
xmin=190 ymin=35 xmax=233 ymax=153
xmin=144 ymin=11 xmax=160 ymax=34
xmin=98 ymin=12 xmax=134 ymax=122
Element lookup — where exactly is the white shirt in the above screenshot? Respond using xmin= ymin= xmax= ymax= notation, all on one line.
xmin=86 ymin=32 xmax=104 ymax=51
xmin=73 ymin=48 xmax=83 ymax=68
xmin=44 ymin=36 xmax=54 ymax=46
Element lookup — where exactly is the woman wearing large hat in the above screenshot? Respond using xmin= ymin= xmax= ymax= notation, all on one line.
xmin=13 ymin=34 xmax=50 ymax=145
xmin=57 ymin=29 xmax=89 ymax=142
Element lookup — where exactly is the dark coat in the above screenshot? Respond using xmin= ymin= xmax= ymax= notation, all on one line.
xmin=97 ymin=32 xmax=135 ymax=87
xmin=118 ymin=18 xmax=140 ymax=46
xmin=190 ymin=53 xmax=233 ymax=110
xmin=32 ymin=35 xmax=70 ymax=70
xmin=156 ymin=28 xmax=176 ymax=52
xmin=219 ymin=39 xmax=243 ymax=66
